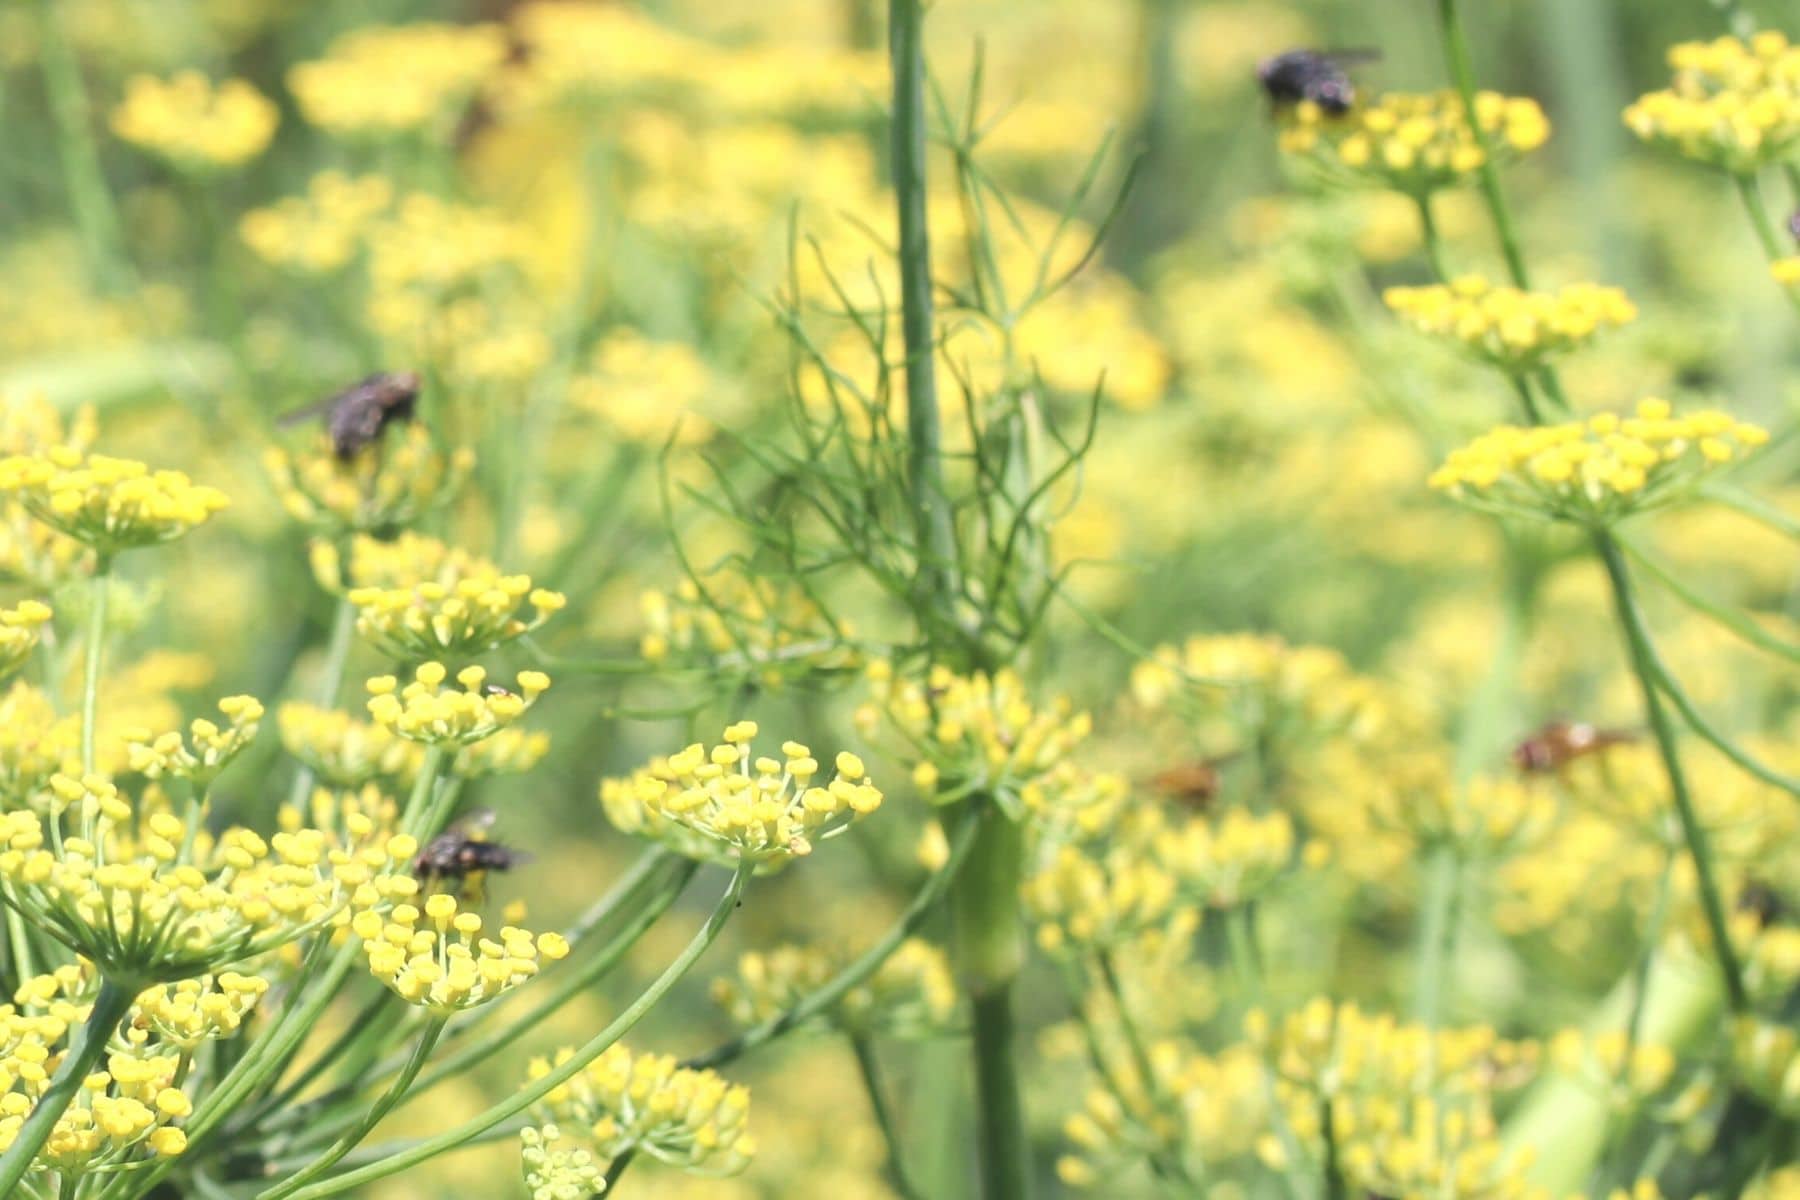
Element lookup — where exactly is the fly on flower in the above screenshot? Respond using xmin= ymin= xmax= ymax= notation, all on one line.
xmin=280 ymin=370 xmax=422 ymax=459
xmin=414 ymin=807 xmax=533 ymax=899
xmin=1510 ymin=720 xmax=1636 ymax=773
xmin=1256 ymin=48 xmax=1379 ymax=114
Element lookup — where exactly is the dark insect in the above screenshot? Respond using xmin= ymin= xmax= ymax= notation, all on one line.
xmin=414 ymin=808 xmax=532 ymax=899
xmin=1511 ymin=721 xmax=1636 ymax=774
xmin=1739 ymin=880 xmax=1788 ymax=929
xmin=1256 ymin=48 xmax=1379 ymax=115
xmin=278 ymin=370 xmax=422 ymax=460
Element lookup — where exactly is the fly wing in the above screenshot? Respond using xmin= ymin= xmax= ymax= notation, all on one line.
xmin=446 ymin=807 xmax=499 ymax=839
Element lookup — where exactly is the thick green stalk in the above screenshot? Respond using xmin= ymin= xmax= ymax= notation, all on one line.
xmin=1592 ymin=532 xmax=1748 ymax=1014
xmin=890 ymin=0 xmax=959 ymax=619
xmin=257 ymin=1017 xmax=446 ymax=1200
xmin=968 ymin=987 xmax=1030 ymax=1200
xmin=850 ymin=1036 xmax=925 ymax=1200
xmin=0 ymin=979 xmax=133 ymax=1194
xmin=81 ymin=562 xmax=111 ymax=775
xmin=281 ymin=864 xmax=752 ymax=1200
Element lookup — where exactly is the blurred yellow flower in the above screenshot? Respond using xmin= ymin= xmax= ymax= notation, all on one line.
xmin=111 ymin=72 xmax=277 ymax=169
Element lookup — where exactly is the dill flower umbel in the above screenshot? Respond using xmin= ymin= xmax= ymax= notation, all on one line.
xmin=263 ymin=423 xmax=474 ymax=536
xmin=129 ymin=973 xmax=269 ymax=1050
xmin=1429 ymin=399 xmax=1770 ymax=524
xmin=0 ymin=682 xmax=79 ymax=806
xmin=1625 ymin=32 xmax=1800 ymax=173
xmin=0 ymin=1027 xmax=194 ymax=1171
xmin=289 ymin=23 xmax=507 ymax=138
xmin=110 ymin=72 xmax=278 ymax=170
xmin=279 ymin=701 xmax=423 ymax=791
xmin=240 ymin=172 xmax=395 ymax=275
xmin=0 ymin=775 xmax=416 ymax=980
xmin=1384 ymin=276 xmax=1637 ymax=371
xmin=0 ymin=600 xmax=51 ymax=683
xmin=1155 ymin=808 xmax=1297 ymax=909
xmin=0 ymin=398 xmax=95 ymax=589
xmin=348 ymin=556 xmax=565 ymax=662
xmin=571 ymin=329 xmax=727 ymax=445
xmin=521 ymin=1124 xmax=604 ymax=1200
xmin=528 ymin=1043 xmax=755 ymax=1175
xmin=351 ymin=889 xmax=569 ymax=1012
xmin=600 ymin=722 xmax=882 ymax=865
xmin=365 ymin=664 xmax=551 ymax=747
xmin=0 ymin=450 xmax=228 ymax=558
xmin=711 ymin=938 xmax=956 ymax=1037
xmin=639 ymin=574 xmax=855 ymax=684
xmin=1278 ymin=89 xmax=1550 ymax=196
xmin=123 ymin=695 xmax=263 ymax=788
xmin=1024 ymin=841 xmax=1179 ymax=954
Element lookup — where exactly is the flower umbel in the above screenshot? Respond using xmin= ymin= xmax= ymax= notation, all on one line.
xmin=1625 ymin=32 xmax=1800 ymax=173
xmin=1384 ymin=276 xmax=1637 ymax=371
xmin=111 ymin=72 xmax=278 ymax=170
xmin=352 ymin=888 xmax=570 ymax=1013
xmin=365 ymin=664 xmax=551 ymax=747
xmin=0 ymin=451 xmax=228 ymax=557
xmin=1277 ymin=89 xmax=1550 ymax=196
xmin=0 ymin=601 xmax=52 ymax=684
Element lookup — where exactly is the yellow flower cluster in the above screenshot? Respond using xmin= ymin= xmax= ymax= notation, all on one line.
xmin=856 ymin=663 xmax=1091 ymax=809
xmin=0 ymin=683 xmax=79 ymax=806
xmin=352 ymin=888 xmax=569 ymax=1013
xmin=1429 ymin=399 xmax=1770 ymax=525
xmin=309 ymin=531 xmax=476 ymax=595
xmin=1058 ymin=1040 xmax=1268 ymax=1187
xmin=528 ymin=1042 xmax=755 ymax=1175
xmin=1025 ymin=841 xmax=1179 ymax=955
xmin=0 ymin=599 xmax=51 ymax=683
xmin=600 ymin=723 xmax=882 ymax=865
xmin=110 ymin=72 xmax=278 ymax=170
xmin=1384 ymin=277 xmax=1637 ymax=370
xmin=1732 ymin=1017 xmax=1800 ymax=1115
xmin=710 ymin=938 xmax=956 ymax=1038
xmin=123 ymin=695 xmax=264 ymax=787
xmin=1154 ymin=808 xmax=1297 ymax=908
xmin=278 ymin=784 xmax=398 ymax=855
xmin=0 ymin=450 xmax=228 ymax=557
xmin=1250 ymin=998 xmax=1537 ymax=1097
xmin=1624 ymin=32 xmax=1800 ymax=173
xmin=279 ymin=701 xmax=422 ymax=790
xmin=1548 ymin=1028 xmax=1678 ymax=1111
xmin=0 ymin=398 xmax=95 ymax=588
xmin=1278 ymin=90 xmax=1550 ymax=196
xmin=240 ymin=172 xmax=394 ymax=275
xmin=129 ymin=973 xmax=269 ymax=1050
xmin=0 ymin=1041 xmax=191 ymax=1171
xmin=572 ymin=330 xmax=726 ymax=445
xmin=264 ymin=423 xmax=474 ymax=536
xmin=521 ymin=1124 xmax=604 ymax=1200
xmin=289 ymin=23 xmax=507 ymax=138
xmin=366 ymin=664 xmax=551 ymax=748
xmin=0 ymin=776 xmax=416 ymax=979
xmin=349 ymin=561 xmax=565 ymax=662
xmin=455 ymin=726 xmax=553 ymax=780
xmin=639 ymin=576 xmax=855 ymax=685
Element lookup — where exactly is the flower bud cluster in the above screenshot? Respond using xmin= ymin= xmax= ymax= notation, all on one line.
xmin=366 ymin=664 xmax=550 ymax=747
xmin=0 ymin=450 xmax=229 ymax=556
xmin=129 ymin=973 xmax=269 ymax=1050
xmin=353 ymin=886 xmax=570 ymax=1013
xmin=521 ymin=1124 xmax=604 ymax=1199
xmin=1278 ymin=90 xmax=1549 ymax=196
xmin=710 ymin=937 xmax=956 ymax=1037
xmin=240 ymin=172 xmax=395 ymax=275
xmin=350 ymin=564 xmax=565 ymax=662
xmin=123 ymin=695 xmax=264 ymax=787
xmin=1625 ymin=32 xmax=1800 ymax=173
xmin=1384 ymin=277 xmax=1637 ymax=371
xmin=279 ymin=702 xmax=423 ymax=791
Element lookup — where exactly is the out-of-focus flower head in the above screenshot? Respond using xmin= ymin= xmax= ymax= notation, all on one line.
xmin=122 ymin=695 xmax=263 ymax=789
xmin=279 ymin=702 xmax=422 ymax=792
xmin=600 ymin=722 xmax=882 ymax=866
xmin=1385 ymin=276 xmax=1637 ymax=372
xmin=0 ymin=397 xmax=95 ymax=588
xmin=111 ymin=71 xmax=278 ymax=170
xmin=1730 ymin=1017 xmax=1800 ymax=1116
xmin=710 ymin=938 xmax=956 ymax=1038
xmin=365 ymin=664 xmax=550 ymax=748
xmin=1429 ymin=399 xmax=1770 ymax=525
xmin=1025 ymin=839 xmax=1180 ymax=955
xmin=1548 ymin=1028 xmax=1679 ymax=1113
xmin=571 ymin=329 xmax=732 ymax=446
xmin=0 ymin=450 xmax=228 ymax=559
xmin=0 ymin=600 xmax=52 ymax=684
xmin=639 ymin=574 xmax=858 ymax=687
xmin=528 ymin=1042 xmax=755 ymax=1176
xmin=263 ymin=423 xmax=474 ymax=537
xmin=289 ymin=23 xmax=506 ymax=139
xmin=351 ymin=888 xmax=568 ymax=1012
xmin=0 ymin=773 xmax=417 ymax=981
xmin=855 ymin=662 xmax=1091 ymax=815
xmin=240 ymin=172 xmax=395 ymax=275
xmin=1625 ymin=32 xmax=1800 ymax=173
xmin=498 ymin=2 xmax=704 ymax=112
xmin=0 ymin=683 xmax=79 ymax=808
xmin=1278 ymin=90 xmax=1550 ymax=196
xmin=348 ymin=550 xmax=565 ymax=663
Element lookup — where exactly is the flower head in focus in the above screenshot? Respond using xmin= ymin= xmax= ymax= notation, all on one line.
xmin=348 ymin=556 xmax=565 ymax=662
xmin=600 ymin=722 xmax=882 ymax=865
xmin=1429 ymin=399 xmax=1770 ymax=525
xmin=0 ymin=451 xmax=228 ymax=559
xmin=1384 ymin=276 xmax=1637 ymax=372
xmin=111 ymin=72 xmax=277 ymax=170
xmin=521 ymin=1124 xmax=604 ymax=1200
xmin=129 ymin=973 xmax=269 ymax=1051
xmin=365 ymin=664 xmax=551 ymax=747
xmin=123 ymin=695 xmax=263 ymax=789
xmin=352 ymin=888 xmax=569 ymax=1013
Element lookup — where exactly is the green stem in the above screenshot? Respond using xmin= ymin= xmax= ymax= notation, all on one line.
xmin=1413 ymin=193 xmax=1452 ymax=281
xmin=968 ymin=986 xmax=1030 ymax=1200
xmin=1095 ymin=952 xmax=1156 ymax=1099
xmin=256 ymin=1017 xmax=446 ymax=1200
xmin=1735 ymin=172 xmax=1800 ymax=312
xmin=1436 ymin=0 xmax=1532 ymax=288
xmin=399 ymin=747 xmax=449 ymax=838
xmin=280 ymin=863 xmax=752 ymax=1200
xmin=850 ymin=1036 xmax=925 ymax=1200
xmin=688 ymin=811 xmax=979 ymax=1071
xmin=81 ymin=561 xmax=110 ymax=775
xmin=890 ymin=0 xmax=960 ymax=631
xmin=1592 ymin=531 xmax=1748 ymax=1014
xmin=1412 ymin=846 xmax=1463 ymax=1030
xmin=0 ymin=978 xmax=133 ymax=1194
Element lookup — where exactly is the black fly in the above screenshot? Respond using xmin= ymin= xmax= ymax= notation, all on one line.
xmin=278 ymin=370 xmax=422 ymax=460
xmin=1257 ymin=49 xmax=1379 ymax=115
xmin=413 ymin=808 xmax=532 ymax=900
